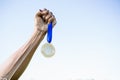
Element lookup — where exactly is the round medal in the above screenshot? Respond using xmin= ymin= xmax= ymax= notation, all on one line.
xmin=41 ymin=43 xmax=55 ymax=57
xmin=41 ymin=22 xmax=55 ymax=58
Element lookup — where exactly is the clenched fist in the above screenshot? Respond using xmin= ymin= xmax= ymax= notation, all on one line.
xmin=34 ymin=8 xmax=57 ymax=32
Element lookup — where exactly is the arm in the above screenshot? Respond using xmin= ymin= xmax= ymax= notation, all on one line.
xmin=0 ymin=9 xmax=56 ymax=80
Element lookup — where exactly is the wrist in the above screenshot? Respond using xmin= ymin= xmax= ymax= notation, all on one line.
xmin=34 ymin=24 xmax=47 ymax=32
xmin=33 ymin=27 xmax=46 ymax=37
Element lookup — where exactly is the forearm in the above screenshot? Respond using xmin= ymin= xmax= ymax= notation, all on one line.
xmin=0 ymin=8 xmax=56 ymax=80
xmin=0 ymin=29 xmax=46 ymax=79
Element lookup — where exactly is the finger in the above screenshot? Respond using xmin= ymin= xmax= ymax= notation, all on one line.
xmin=50 ymin=12 xmax=53 ymax=15
xmin=36 ymin=9 xmax=49 ymax=17
xmin=52 ymin=15 xmax=57 ymax=26
xmin=48 ymin=16 xmax=54 ymax=23
xmin=41 ymin=9 xmax=49 ymax=15
xmin=45 ymin=12 xmax=52 ymax=23
xmin=40 ymin=9 xmax=49 ymax=22
xmin=48 ymin=15 xmax=56 ymax=26
xmin=35 ymin=10 xmax=42 ymax=17
xmin=38 ymin=9 xmax=48 ymax=21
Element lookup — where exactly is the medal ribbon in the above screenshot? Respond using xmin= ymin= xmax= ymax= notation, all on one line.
xmin=47 ymin=22 xmax=52 ymax=43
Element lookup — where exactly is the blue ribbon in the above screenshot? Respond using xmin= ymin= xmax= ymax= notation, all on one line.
xmin=47 ymin=22 xmax=52 ymax=43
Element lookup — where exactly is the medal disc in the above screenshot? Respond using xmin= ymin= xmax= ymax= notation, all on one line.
xmin=41 ymin=43 xmax=55 ymax=57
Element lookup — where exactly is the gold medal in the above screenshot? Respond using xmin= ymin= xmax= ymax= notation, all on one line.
xmin=41 ymin=43 xmax=55 ymax=57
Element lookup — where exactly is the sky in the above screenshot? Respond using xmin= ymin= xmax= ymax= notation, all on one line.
xmin=0 ymin=0 xmax=120 ymax=80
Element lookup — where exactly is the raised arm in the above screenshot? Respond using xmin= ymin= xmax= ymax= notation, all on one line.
xmin=0 ymin=9 xmax=56 ymax=80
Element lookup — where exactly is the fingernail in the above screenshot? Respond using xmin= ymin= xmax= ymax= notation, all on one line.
xmin=44 ymin=8 xmax=47 ymax=10
xmin=39 ymin=9 xmax=42 ymax=12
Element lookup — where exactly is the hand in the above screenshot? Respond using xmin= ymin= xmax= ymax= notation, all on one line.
xmin=34 ymin=8 xmax=57 ymax=32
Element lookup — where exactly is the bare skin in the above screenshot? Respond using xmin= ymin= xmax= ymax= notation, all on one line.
xmin=0 ymin=8 xmax=56 ymax=80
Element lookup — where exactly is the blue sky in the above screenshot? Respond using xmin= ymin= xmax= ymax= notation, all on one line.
xmin=0 ymin=0 xmax=120 ymax=80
